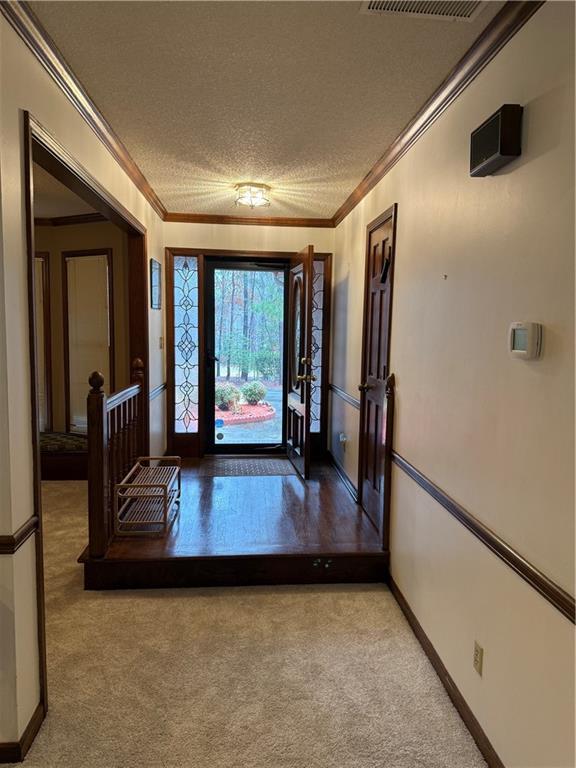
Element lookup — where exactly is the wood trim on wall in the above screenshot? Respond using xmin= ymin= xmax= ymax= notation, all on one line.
xmin=149 ymin=382 xmax=167 ymax=401
xmin=35 ymin=213 xmax=107 ymax=227
xmin=164 ymin=212 xmax=334 ymax=228
xmin=0 ymin=516 xmax=39 ymax=555
xmin=29 ymin=115 xmax=146 ymax=236
xmin=23 ymin=109 xmax=49 ymax=729
xmin=329 ymin=383 xmax=361 ymax=410
xmin=0 ymin=702 xmax=46 ymax=764
xmin=166 ymin=247 xmax=334 ymax=261
xmin=332 ymin=1 xmax=544 ymax=226
xmin=392 ymin=452 xmax=576 ymax=624
xmin=388 ymin=578 xmax=505 ymax=768
xmin=34 ymin=251 xmax=53 ymax=432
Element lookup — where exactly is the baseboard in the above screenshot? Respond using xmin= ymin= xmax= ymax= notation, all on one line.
xmin=388 ymin=578 xmax=505 ymax=768
xmin=327 ymin=451 xmax=358 ymax=502
xmin=0 ymin=702 xmax=45 ymax=763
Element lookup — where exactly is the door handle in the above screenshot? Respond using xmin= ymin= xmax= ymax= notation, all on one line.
xmin=297 ymin=374 xmax=317 ymax=383
xmin=358 ymin=382 xmax=371 ymax=392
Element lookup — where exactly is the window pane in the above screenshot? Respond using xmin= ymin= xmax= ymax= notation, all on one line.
xmin=174 ymin=255 xmax=199 ymax=433
xmin=310 ymin=259 xmax=324 ymax=433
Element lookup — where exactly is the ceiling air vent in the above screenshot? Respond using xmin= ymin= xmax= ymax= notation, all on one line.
xmin=360 ymin=1 xmax=484 ymax=22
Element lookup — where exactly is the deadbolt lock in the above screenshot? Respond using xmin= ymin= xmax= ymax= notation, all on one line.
xmin=300 ymin=356 xmax=311 ymax=365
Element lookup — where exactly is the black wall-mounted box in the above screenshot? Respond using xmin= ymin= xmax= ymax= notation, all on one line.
xmin=470 ymin=104 xmax=523 ymax=177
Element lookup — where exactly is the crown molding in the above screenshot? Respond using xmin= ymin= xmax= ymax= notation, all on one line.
xmin=0 ymin=1 xmax=167 ymax=219
xmin=332 ymin=1 xmax=545 ymax=226
xmin=164 ymin=212 xmax=335 ymax=228
xmin=2 ymin=1 xmax=545 ymax=230
xmin=34 ymin=212 xmax=107 ymax=227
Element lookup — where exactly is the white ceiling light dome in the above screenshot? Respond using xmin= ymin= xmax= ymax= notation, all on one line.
xmin=235 ymin=183 xmax=271 ymax=209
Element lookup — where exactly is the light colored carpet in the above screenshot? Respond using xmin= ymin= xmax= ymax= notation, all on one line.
xmin=15 ymin=481 xmax=486 ymax=768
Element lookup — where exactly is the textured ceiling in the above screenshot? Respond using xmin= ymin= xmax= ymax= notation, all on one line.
xmin=33 ymin=163 xmax=96 ymax=218
xmin=30 ymin=1 xmax=503 ymax=218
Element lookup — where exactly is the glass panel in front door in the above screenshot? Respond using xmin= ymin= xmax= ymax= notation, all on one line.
xmin=213 ymin=268 xmax=285 ymax=446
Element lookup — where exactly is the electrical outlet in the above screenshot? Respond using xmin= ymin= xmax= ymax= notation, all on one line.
xmin=473 ymin=641 xmax=484 ymax=677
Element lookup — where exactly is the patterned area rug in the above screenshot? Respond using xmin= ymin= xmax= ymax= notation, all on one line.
xmin=40 ymin=431 xmax=88 ymax=453
xmin=185 ymin=456 xmax=297 ymax=477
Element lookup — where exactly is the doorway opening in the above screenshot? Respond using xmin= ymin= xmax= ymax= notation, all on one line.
xmin=205 ymin=261 xmax=287 ymax=453
xmin=166 ymin=248 xmax=332 ymax=469
xmin=23 ymin=111 xmax=149 ymax=724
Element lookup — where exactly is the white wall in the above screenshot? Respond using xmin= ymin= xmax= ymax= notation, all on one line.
xmin=331 ymin=3 xmax=575 ymax=766
xmin=163 ymin=220 xmax=334 ymax=256
xmin=0 ymin=15 xmax=165 ymax=741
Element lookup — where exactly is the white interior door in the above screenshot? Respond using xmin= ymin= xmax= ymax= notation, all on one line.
xmin=66 ymin=254 xmax=111 ymax=433
xmin=34 ymin=256 xmax=48 ymax=432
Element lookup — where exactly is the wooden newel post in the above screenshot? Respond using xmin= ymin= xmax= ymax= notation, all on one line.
xmin=131 ymin=357 xmax=145 ymax=385
xmin=87 ymin=371 xmax=109 ymax=558
xmin=131 ymin=357 xmax=146 ymax=455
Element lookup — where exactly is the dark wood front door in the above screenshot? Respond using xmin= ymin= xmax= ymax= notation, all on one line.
xmin=286 ymin=245 xmax=314 ymax=479
xmin=358 ymin=206 xmax=397 ymax=540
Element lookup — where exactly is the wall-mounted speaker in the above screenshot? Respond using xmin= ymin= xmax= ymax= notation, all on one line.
xmin=470 ymin=104 xmax=523 ymax=177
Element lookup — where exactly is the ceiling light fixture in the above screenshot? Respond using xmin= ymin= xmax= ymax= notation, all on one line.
xmin=235 ymin=182 xmax=271 ymax=209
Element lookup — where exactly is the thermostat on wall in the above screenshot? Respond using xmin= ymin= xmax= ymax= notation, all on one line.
xmin=508 ymin=322 xmax=542 ymax=359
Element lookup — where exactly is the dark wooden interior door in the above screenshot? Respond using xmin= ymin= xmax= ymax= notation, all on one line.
xmin=358 ymin=206 xmax=397 ymax=540
xmin=286 ymin=245 xmax=314 ymax=479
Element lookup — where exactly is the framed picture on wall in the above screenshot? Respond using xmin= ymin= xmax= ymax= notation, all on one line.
xmin=150 ymin=258 xmax=161 ymax=309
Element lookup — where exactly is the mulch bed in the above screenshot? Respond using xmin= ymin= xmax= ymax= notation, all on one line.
xmin=215 ymin=403 xmax=276 ymax=426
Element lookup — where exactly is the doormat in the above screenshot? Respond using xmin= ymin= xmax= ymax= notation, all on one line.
xmin=187 ymin=457 xmax=297 ymax=477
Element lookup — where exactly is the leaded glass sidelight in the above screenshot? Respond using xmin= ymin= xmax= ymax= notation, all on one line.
xmin=310 ymin=259 xmax=324 ymax=433
xmin=173 ymin=256 xmax=199 ymax=433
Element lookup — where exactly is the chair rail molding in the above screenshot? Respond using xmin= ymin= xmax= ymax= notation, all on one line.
xmin=392 ymin=452 xmax=575 ymax=624
xmin=329 ymin=383 xmax=361 ymax=410
xmin=0 ymin=515 xmax=39 ymax=555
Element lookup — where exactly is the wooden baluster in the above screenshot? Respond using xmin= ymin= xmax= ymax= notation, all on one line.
xmin=87 ymin=371 xmax=109 ymax=559
xmin=114 ymin=407 xmax=122 ymax=491
xmin=122 ymin=400 xmax=129 ymax=476
xmin=131 ymin=357 xmax=145 ymax=456
xmin=107 ymin=408 xmax=114 ymax=535
xmin=129 ymin=395 xmax=136 ymax=466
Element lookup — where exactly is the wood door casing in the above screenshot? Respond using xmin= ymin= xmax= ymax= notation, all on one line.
xmin=34 ymin=252 xmax=52 ymax=432
xmin=358 ymin=206 xmax=397 ymax=541
xmin=286 ymin=245 xmax=314 ymax=479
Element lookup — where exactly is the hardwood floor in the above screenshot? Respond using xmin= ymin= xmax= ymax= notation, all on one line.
xmin=81 ymin=461 xmax=388 ymax=589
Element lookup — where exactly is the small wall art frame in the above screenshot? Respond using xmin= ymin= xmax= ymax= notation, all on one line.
xmin=150 ymin=258 xmax=161 ymax=309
